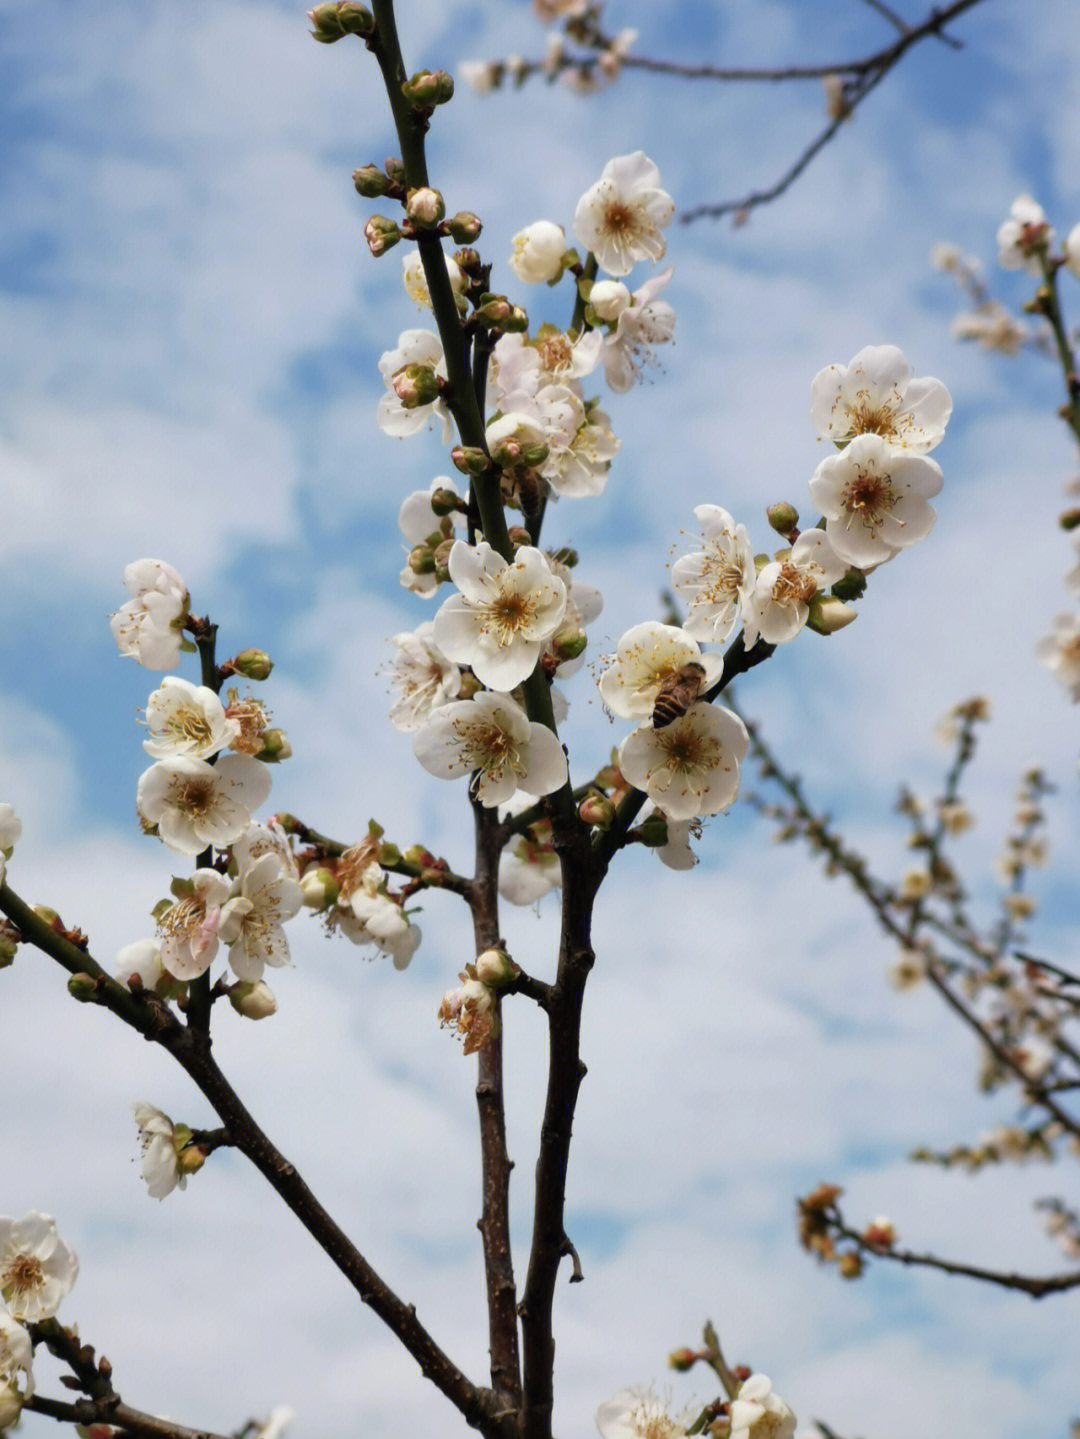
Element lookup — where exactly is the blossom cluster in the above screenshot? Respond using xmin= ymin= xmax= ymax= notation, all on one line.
xmin=0 ymin=1212 xmax=79 ymax=1425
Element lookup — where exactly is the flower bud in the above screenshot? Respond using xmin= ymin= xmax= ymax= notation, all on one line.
xmin=1060 ymin=506 xmax=1080 ymax=531
xmin=408 ymin=543 xmax=436 ymax=576
xmin=579 ymin=792 xmax=617 ymax=828
xmin=307 ymin=3 xmax=374 ymax=42
xmin=806 ymin=594 xmax=858 ymax=635
xmin=392 ymin=363 xmax=440 ymax=408
xmin=861 ymin=1216 xmax=897 ymax=1251
xmin=0 ymin=929 xmax=17 ymax=968
xmin=457 ymin=671 xmax=482 ymax=699
xmin=353 ymin=164 xmax=390 ymax=197
xmin=429 ymin=486 xmax=461 ymax=517
xmin=406 ymin=187 xmax=445 ymax=227
xmin=257 ymin=728 xmax=292 ymax=762
xmin=401 ymin=69 xmax=455 ymax=107
xmin=450 ymin=445 xmax=490 ymax=476
xmin=447 ymin=211 xmax=483 ymax=244
xmin=634 ymin=813 xmax=670 ymax=848
xmin=228 ymin=980 xmax=278 ymax=1019
xmin=300 ymin=867 xmax=339 ymax=910
xmin=33 ymin=905 xmax=60 ymax=925
xmin=667 ymin=1348 xmax=697 ymax=1373
xmin=68 ymin=972 xmax=98 ymax=1002
xmin=453 ymin=247 xmax=482 ymax=276
xmin=766 ymin=501 xmax=799 ymax=535
xmin=365 ymin=215 xmax=402 ymax=257
xmin=588 ymin=279 xmax=630 ymax=321
xmin=403 ymin=844 xmax=436 ymax=866
xmin=476 ymin=295 xmax=512 ymax=327
xmin=503 ymin=304 xmax=530 ymax=334
xmin=474 ymin=947 xmax=517 ymax=988
xmin=175 ymin=1138 xmax=208 ymax=1176
xmin=551 ymin=627 xmax=587 ymax=663
xmin=432 ymin=537 xmax=455 ymax=581
xmin=231 ymin=647 xmax=274 ymax=681
xmin=838 ymin=1251 xmax=863 ymax=1279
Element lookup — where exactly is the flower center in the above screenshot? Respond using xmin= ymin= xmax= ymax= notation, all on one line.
xmin=159 ymin=893 xmax=206 ymax=937
xmin=770 ymin=562 xmax=818 ymax=607
xmin=603 ymin=201 xmax=635 ymax=236
xmin=3 ymin=1255 xmax=42 ymax=1294
xmin=538 ymin=333 xmax=572 ymax=372
xmin=487 ymin=591 xmax=535 ymax=643
xmin=171 ymin=775 xmax=216 ymax=817
xmin=841 ymin=465 xmax=895 ymax=526
xmin=167 ymin=706 xmax=215 ymax=747
xmin=848 ymin=400 xmax=898 ymax=439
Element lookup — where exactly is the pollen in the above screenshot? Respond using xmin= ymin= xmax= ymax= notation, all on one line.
xmin=841 ymin=465 xmax=895 ymax=524
xmin=3 ymin=1255 xmax=42 ymax=1293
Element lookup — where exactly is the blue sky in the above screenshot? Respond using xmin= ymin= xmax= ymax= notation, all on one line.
xmin=2 ymin=2 xmax=1080 ymax=1436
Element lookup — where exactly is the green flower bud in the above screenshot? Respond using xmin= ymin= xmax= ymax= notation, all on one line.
xmin=231 ymin=647 xmax=274 ymax=681
xmin=307 ymin=3 xmax=374 ymax=42
xmin=228 ymin=980 xmax=278 ymax=1020
xmin=353 ymin=164 xmax=390 ymax=197
xmin=806 ymin=594 xmax=858 ymax=635
xmin=401 ymin=69 xmax=455 ymax=107
xmin=392 ymin=363 xmax=440 ymax=408
xmin=829 ymin=566 xmax=867 ymax=602
xmin=406 ymin=187 xmax=445 ymax=227
xmin=300 ymin=867 xmax=339 ymax=911
xmin=256 ymin=728 xmax=292 ymax=762
xmin=408 ymin=544 xmax=436 ymax=576
xmin=451 ymin=445 xmax=490 ymax=476
xmin=364 ymin=215 xmax=402 ymax=257
xmin=68 ymin=972 xmax=97 ymax=1002
xmin=579 ymin=792 xmax=617 ymax=828
xmin=634 ymin=813 xmax=670 ymax=848
xmin=447 ymin=211 xmax=482 ymax=244
xmin=766 ymin=502 xmax=800 ymax=535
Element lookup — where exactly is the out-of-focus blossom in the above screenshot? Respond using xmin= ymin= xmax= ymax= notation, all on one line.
xmin=1037 ymin=612 xmax=1080 ymax=699
xmin=997 ymin=194 xmax=1054 ymax=276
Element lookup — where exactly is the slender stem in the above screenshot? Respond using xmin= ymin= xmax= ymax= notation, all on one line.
xmin=469 ymin=800 xmax=523 ymax=1406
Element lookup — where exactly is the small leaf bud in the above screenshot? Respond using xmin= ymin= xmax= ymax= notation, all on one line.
xmin=838 ymin=1251 xmax=863 ymax=1279
xmin=401 ymin=69 xmax=455 ymax=107
xmin=447 ymin=211 xmax=482 ymax=244
xmin=230 ymin=647 xmax=274 ymax=681
xmin=766 ymin=501 xmax=799 ymax=535
xmin=307 ymin=3 xmax=374 ymax=42
xmin=406 ymin=187 xmax=445 ymax=228
xmin=634 ymin=813 xmax=670 ymax=848
xmin=364 ymin=215 xmax=401 ymax=257
xmin=429 ymin=486 xmax=461 ymax=517
xmin=451 ymin=445 xmax=490 ymax=476
xmin=256 ymin=728 xmax=292 ymax=762
xmin=384 ymin=156 xmax=406 ymax=185
xmin=378 ymin=841 xmax=403 ymax=867
xmin=476 ymin=295 xmax=512 ymax=327
xmin=408 ymin=543 xmax=436 ymax=576
xmin=392 ymin=363 xmax=440 ymax=408
xmin=1060 ymin=506 xmax=1080 ymax=531
xmin=353 ymin=164 xmax=390 ymax=198
xmin=453 ymin=247 xmax=482 ymax=276
xmin=33 ymin=905 xmax=61 ymax=926
xmin=579 ymin=792 xmax=617 ymax=828
xmin=830 ymin=565 xmax=866 ymax=602
xmin=551 ymin=627 xmax=587 ymax=663
xmin=68 ymin=972 xmax=97 ymax=1002
xmin=228 ymin=980 xmax=278 ymax=1020
xmin=300 ymin=867 xmax=339 ymax=911
xmin=475 ymin=948 xmax=518 ymax=988
xmin=806 ymin=594 xmax=858 ymax=635
xmin=668 ymin=1348 xmax=697 ymax=1373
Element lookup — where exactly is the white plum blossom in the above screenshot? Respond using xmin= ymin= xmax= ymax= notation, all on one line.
xmin=0 ymin=803 xmax=19 ymax=888
xmin=143 ymin=676 xmax=240 ymax=759
xmin=110 ymin=559 xmax=189 ymax=671
xmin=0 ymin=1311 xmax=34 ymax=1414
xmin=743 ymin=530 xmax=847 ymax=647
xmin=600 ymin=267 xmax=676 ymax=393
xmin=0 ymin=1212 xmax=78 ymax=1321
xmin=458 ymin=59 xmax=500 ymax=93
xmin=219 ymin=853 xmax=303 ymax=981
xmin=596 ymin=1387 xmax=688 ymax=1439
xmin=618 ymin=702 xmax=747 ymax=821
xmin=376 ymin=329 xmax=452 ymax=441
xmin=574 ymin=152 xmax=674 ymax=277
xmin=389 ymin=623 xmax=462 ymax=732
xmin=542 ymin=401 xmax=620 ymax=498
xmin=728 ymin=1374 xmax=797 ymax=1439
xmin=510 ymin=221 xmax=566 ymax=283
xmin=532 ymin=326 xmax=603 ymax=385
xmin=997 ymin=194 xmax=1054 ymax=276
xmin=433 ymin=541 xmax=566 ymax=691
xmin=232 ymin=820 xmax=299 ymax=879
xmin=599 ymin=622 xmax=722 ymax=719
xmin=414 ymin=692 xmax=567 ymax=807
xmin=137 ymin=752 xmax=272 ymax=856
xmin=1065 ymin=222 xmax=1080 ymax=279
xmin=402 ymin=248 xmax=465 ymax=309
xmin=157 ymin=867 xmax=234 ymax=980
xmin=487 ymin=406 xmax=550 ymax=459
xmin=671 ymin=505 xmax=756 ymax=643
xmin=133 ymin=1103 xmax=188 ymax=1199
xmin=809 ymin=432 xmax=944 ymax=568
xmin=1036 ymin=612 xmax=1080 ymax=699
xmin=334 ymin=862 xmax=421 ymax=969
xmin=810 ymin=345 xmax=952 ymax=453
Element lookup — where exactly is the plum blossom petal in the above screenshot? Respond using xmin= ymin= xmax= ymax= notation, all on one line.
xmin=599 ymin=622 xmax=722 ymax=719
xmin=389 ymin=623 xmax=461 ymax=732
xmin=601 ymin=267 xmax=675 ymax=393
xmin=743 ymin=530 xmax=847 ymax=647
xmin=671 ymin=505 xmax=756 ymax=643
xmin=810 ymin=345 xmax=952 ymax=453
xmin=157 ymin=868 xmax=234 ymax=979
xmin=574 ymin=152 xmax=674 ymax=277
xmin=433 ymin=541 xmax=566 ymax=691
xmin=0 ymin=1311 xmax=34 ymax=1410
xmin=728 ymin=1374 xmax=796 ymax=1439
xmin=618 ymin=702 xmax=747 ymax=820
xmin=596 ymin=1386 xmax=688 ymax=1438
xmin=0 ymin=1212 xmax=78 ymax=1321
xmin=137 ymin=753 xmax=272 ymax=856
xmin=808 ymin=432 xmax=943 ymax=567
xmin=110 ymin=559 xmax=189 ymax=671
xmin=219 ymin=853 xmax=303 ymax=981
xmin=414 ymin=692 xmax=567 ymax=807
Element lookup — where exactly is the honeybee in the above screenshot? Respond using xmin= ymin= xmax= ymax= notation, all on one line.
xmin=651 ymin=661 xmax=707 ymax=729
